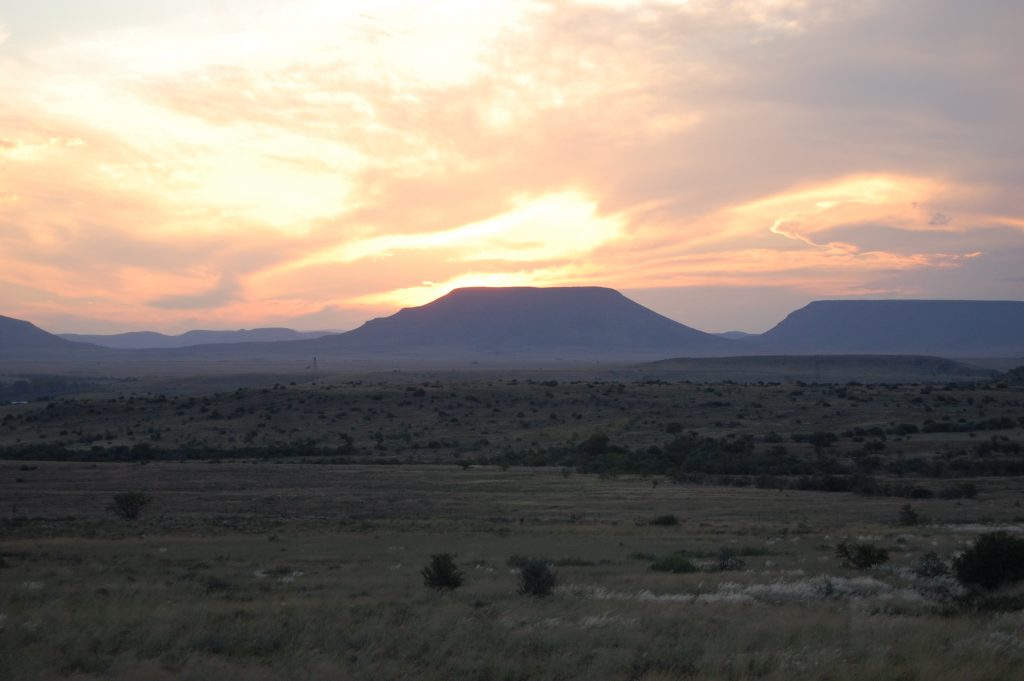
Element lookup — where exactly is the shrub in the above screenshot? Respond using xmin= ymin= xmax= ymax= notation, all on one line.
xmin=953 ymin=532 xmax=1024 ymax=591
xmin=107 ymin=492 xmax=152 ymax=520
xmin=650 ymin=552 xmax=698 ymax=574
xmin=517 ymin=558 xmax=557 ymax=597
xmin=835 ymin=542 xmax=889 ymax=570
xmin=419 ymin=552 xmax=464 ymax=589
xmin=915 ymin=551 xmax=948 ymax=578
xmin=648 ymin=514 xmax=679 ymax=526
xmin=421 ymin=553 xmax=464 ymax=590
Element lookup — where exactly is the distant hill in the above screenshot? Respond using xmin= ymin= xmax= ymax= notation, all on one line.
xmin=715 ymin=331 xmax=755 ymax=340
xmin=288 ymin=286 xmax=742 ymax=359
xmin=0 ymin=315 xmax=108 ymax=360
xmin=60 ymin=328 xmax=336 ymax=349
xmin=11 ymin=294 xmax=1024 ymax=366
xmin=754 ymin=300 xmax=1024 ymax=356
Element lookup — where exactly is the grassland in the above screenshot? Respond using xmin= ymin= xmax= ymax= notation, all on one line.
xmin=2 ymin=374 xmax=1024 ymax=679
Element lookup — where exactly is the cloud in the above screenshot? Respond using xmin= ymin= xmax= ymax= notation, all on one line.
xmin=149 ymin=276 xmax=241 ymax=310
xmin=0 ymin=0 xmax=1021 ymax=332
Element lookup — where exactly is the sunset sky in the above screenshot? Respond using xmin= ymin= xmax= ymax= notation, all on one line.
xmin=1 ymin=0 xmax=1021 ymax=334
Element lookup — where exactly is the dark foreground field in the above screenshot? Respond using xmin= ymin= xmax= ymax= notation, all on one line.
xmin=2 ymin=375 xmax=1024 ymax=679
xmin=3 ymin=463 xmax=1024 ymax=680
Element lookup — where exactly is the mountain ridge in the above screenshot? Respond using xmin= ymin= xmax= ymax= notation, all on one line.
xmin=4 ymin=291 xmax=1024 ymax=362
xmin=0 ymin=315 xmax=108 ymax=359
xmin=754 ymin=299 xmax=1024 ymax=355
xmin=268 ymin=286 xmax=742 ymax=359
xmin=60 ymin=327 xmax=337 ymax=350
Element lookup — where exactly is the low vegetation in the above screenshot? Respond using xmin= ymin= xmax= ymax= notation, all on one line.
xmin=1 ymin=373 xmax=1023 ymax=679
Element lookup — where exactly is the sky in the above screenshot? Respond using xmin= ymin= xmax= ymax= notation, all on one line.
xmin=1 ymin=0 xmax=1022 ymax=334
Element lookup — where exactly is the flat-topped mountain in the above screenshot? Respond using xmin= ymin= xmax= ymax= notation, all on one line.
xmin=300 ymin=286 xmax=740 ymax=358
xmin=756 ymin=300 xmax=1024 ymax=355
xmin=0 ymin=315 xmax=108 ymax=360
xmin=60 ymin=327 xmax=335 ymax=350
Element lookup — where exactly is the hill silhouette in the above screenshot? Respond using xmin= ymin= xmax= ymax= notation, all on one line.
xmin=295 ymin=286 xmax=740 ymax=358
xmin=0 ymin=315 xmax=108 ymax=360
xmin=60 ymin=328 xmax=335 ymax=349
xmin=755 ymin=300 xmax=1024 ymax=356
xmin=8 ymin=293 xmax=1024 ymax=364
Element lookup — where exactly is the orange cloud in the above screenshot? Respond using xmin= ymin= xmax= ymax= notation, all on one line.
xmin=0 ymin=1 xmax=1019 ymax=333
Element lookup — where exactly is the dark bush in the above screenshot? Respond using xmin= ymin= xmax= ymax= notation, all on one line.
xmin=517 ymin=559 xmax=557 ymax=597
xmin=953 ymin=532 xmax=1024 ymax=591
xmin=421 ymin=553 xmax=465 ymax=591
xmin=835 ymin=542 xmax=889 ymax=569
xmin=107 ymin=491 xmax=152 ymax=520
xmin=914 ymin=552 xmax=948 ymax=578
xmin=648 ymin=514 xmax=679 ymax=526
xmin=650 ymin=552 xmax=698 ymax=574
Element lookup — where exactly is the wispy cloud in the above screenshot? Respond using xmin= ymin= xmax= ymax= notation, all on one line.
xmin=0 ymin=0 xmax=1020 ymax=332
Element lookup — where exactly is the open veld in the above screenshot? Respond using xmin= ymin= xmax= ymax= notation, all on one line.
xmin=2 ymin=372 xmax=1024 ymax=679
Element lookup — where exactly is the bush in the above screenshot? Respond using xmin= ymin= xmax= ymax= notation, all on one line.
xmin=953 ymin=532 xmax=1024 ymax=591
xmin=835 ymin=542 xmax=889 ymax=569
xmin=107 ymin=492 xmax=152 ymax=520
xmin=517 ymin=558 xmax=557 ymax=597
xmin=421 ymin=553 xmax=464 ymax=590
xmin=915 ymin=551 xmax=949 ymax=578
xmin=648 ymin=514 xmax=679 ymax=526
xmin=650 ymin=552 xmax=698 ymax=574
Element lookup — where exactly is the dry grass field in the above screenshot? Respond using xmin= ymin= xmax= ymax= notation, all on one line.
xmin=2 ymin=375 xmax=1024 ymax=679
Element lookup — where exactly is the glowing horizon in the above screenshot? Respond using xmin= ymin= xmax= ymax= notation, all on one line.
xmin=1 ymin=1 xmax=1021 ymax=334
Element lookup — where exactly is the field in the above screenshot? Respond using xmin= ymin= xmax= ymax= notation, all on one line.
xmin=2 ymin=372 xmax=1024 ymax=679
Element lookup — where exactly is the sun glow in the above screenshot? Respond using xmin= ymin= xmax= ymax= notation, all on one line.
xmin=292 ymin=191 xmax=623 ymax=268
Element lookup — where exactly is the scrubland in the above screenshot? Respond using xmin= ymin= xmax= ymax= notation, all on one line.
xmin=2 ymin=376 xmax=1024 ymax=679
